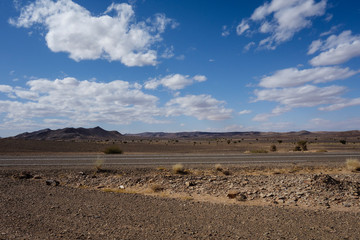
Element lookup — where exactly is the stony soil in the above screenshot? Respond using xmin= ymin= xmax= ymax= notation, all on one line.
xmin=1 ymin=165 xmax=360 ymax=239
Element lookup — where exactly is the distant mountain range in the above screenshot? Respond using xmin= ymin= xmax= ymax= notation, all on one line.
xmin=12 ymin=126 xmax=123 ymax=141
xmin=9 ymin=127 xmax=360 ymax=141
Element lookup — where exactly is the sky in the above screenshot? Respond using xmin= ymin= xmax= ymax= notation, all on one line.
xmin=1 ymin=0 xmax=360 ymax=136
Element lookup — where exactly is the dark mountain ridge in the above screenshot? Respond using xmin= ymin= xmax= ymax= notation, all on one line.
xmin=9 ymin=127 xmax=360 ymax=141
xmin=12 ymin=126 xmax=123 ymax=141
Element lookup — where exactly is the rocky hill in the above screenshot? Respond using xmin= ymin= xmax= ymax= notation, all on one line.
xmin=12 ymin=126 xmax=123 ymax=141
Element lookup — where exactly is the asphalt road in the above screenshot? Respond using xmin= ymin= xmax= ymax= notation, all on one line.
xmin=0 ymin=153 xmax=359 ymax=166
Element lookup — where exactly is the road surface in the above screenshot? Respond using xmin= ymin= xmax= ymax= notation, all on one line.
xmin=0 ymin=153 xmax=359 ymax=166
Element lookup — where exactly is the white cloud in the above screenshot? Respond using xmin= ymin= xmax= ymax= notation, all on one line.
xmin=0 ymin=85 xmax=13 ymax=93
xmin=161 ymin=46 xmax=175 ymax=59
xmin=244 ymin=42 xmax=256 ymax=52
xmin=0 ymin=77 xmax=232 ymax=130
xmin=10 ymin=0 xmax=175 ymax=67
xmin=221 ymin=25 xmax=230 ymax=37
xmin=254 ymin=85 xmax=346 ymax=108
xmin=238 ymin=0 xmax=327 ymax=49
xmin=238 ymin=110 xmax=252 ymax=115
xmin=309 ymin=30 xmax=360 ymax=66
xmin=144 ymin=74 xmax=207 ymax=90
xmin=307 ymin=39 xmax=322 ymax=55
xmin=306 ymin=117 xmax=360 ymax=131
xmin=236 ymin=19 xmax=250 ymax=35
xmin=259 ymin=66 xmax=358 ymax=88
xmin=253 ymin=106 xmax=291 ymax=122
xmin=224 ymin=124 xmax=246 ymax=132
xmin=165 ymin=95 xmax=233 ymax=120
xmin=320 ymin=25 xmax=340 ymax=37
xmin=0 ymin=77 xmax=162 ymax=127
xmin=319 ymin=98 xmax=360 ymax=111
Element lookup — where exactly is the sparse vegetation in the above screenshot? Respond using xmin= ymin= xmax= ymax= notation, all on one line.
xmin=340 ymin=140 xmax=347 ymax=145
xmin=294 ymin=141 xmax=307 ymax=151
xmin=150 ymin=184 xmax=164 ymax=192
xmin=316 ymin=149 xmax=328 ymax=153
xmin=215 ymin=164 xmax=223 ymax=172
xmin=346 ymin=158 xmax=360 ymax=172
xmin=270 ymin=144 xmax=277 ymax=152
xmin=172 ymin=164 xmax=187 ymax=174
xmin=103 ymin=146 xmax=123 ymax=154
xmin=94 ymin=159 xmax=104 ymax=173
xmin=250 ymin=149 xmax=268 ymax=153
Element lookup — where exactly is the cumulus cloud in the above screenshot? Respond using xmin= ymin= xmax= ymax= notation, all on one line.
xmin=238 ymin=0 xmax=327 ymax=49
xmin=144 ymin=74 xmax=207 ymax=90
xmin=0 ymin=77 xmax=162 ymax=126
xmin=309 ymin=30 xmax=360 ymax=66
xmin=165 ymin=95 xmax=233 ymax=120
xmin=259 ymin=66 xmax=358 ymax=88
xmin=9 ymin=0 xmax=175 ymax=66
xmin=0 ymin=77 xmax=232 ymax=130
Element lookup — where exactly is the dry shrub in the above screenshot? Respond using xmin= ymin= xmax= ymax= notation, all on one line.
xmin=103 ymin=146 xmax=123 ymax=154
xmin=215 ymin=164 xmax=231 ymax=175
xmin=215 ymin=164 xmax=223 ymax=171
xmin=250 ymin=149 xmax=268 ymax=153
xmin=172 ymin=164 xmax=187 ymax=174
xmin=270 ymin=144 xmax=277 ymax=152
xmin=94 ymin=159 xmax=104 ymax=173
xmin=150 ymin=184 xmax=164 ymax=192
xmin=346 ymin=158 xmax=360 ymax=172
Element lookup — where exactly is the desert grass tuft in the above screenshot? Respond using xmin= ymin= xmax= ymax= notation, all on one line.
xmin=215 ymin=164 xmax=223 ymax=172
xmin=346 ymin=158 xmax=360 ymax=172
xmin=94 ymin=159 xmax=104 ymax=173
xmin=103 ymin=146 xmax=123 ymax=154
xmin=172 ymin=163 xmax=187 ymax=174
xmin=150 ymin=184 xmax=164 ymax=192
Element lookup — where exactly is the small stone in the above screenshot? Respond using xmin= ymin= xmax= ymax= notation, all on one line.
xmin=185 ymin=181 xmax=196 ymax=187
xmin=46 ymin=180 xmax=60 ymax=186
xmin=236 ymin=193 xmax=247 ymax=202
xmin=119 ymin=185 xmax=125 ymax=189
xmin=227 ymin=190 xmax=239 ymax=199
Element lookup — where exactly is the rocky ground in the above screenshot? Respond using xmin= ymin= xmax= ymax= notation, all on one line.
xmin=1 ymin=164 xmax=360 ymax=239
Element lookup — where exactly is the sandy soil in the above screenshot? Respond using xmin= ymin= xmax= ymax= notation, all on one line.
xmin=1 ymin=164 xmax=360 ymax=239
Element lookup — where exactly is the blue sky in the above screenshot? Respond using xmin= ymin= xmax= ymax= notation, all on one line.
xmin=1 ymin=0 xmax=360 ymax=136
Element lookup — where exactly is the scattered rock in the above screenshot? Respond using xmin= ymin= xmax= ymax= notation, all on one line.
xmin=227 ymin=190 xmax=239 ymax=199
xmin=185 ymin=181 xmax=196 ymax=187
xmin=46 ymin=180 xmax=60 ymax=186
xmin=14 ymin=171 xmax=33 ymax=179
xmin=236 ymin=193 xmax=247 ymax=202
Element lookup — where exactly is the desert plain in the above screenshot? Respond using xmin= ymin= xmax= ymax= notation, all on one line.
xmin=1 ymin=130 xmax=360 ymax=239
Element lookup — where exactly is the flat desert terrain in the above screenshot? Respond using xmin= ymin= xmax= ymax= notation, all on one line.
xmin=1 ymin=137 xmax=360 ymax=239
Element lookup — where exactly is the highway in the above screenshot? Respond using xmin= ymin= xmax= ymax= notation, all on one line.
xmin=0 ymin=153 xmax=359 ymax=166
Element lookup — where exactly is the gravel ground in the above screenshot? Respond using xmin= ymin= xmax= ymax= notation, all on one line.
xmin=1 ymin=166 xmax=360 ymax=239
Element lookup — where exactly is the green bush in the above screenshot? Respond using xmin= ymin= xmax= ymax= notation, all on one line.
xmin=103 ymin=146 xmax=123 ymax=154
